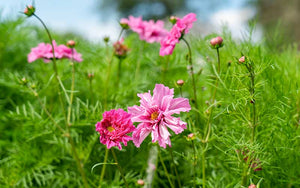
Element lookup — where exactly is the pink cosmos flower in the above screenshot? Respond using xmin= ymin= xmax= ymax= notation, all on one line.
xmin=28 ymin=40 xmax=82 ymax=63
xmin=128 ymin=84 xmax=191 ymax=148
xmin=159 ymin=13 xmax=197 ymax=56
xmin=120 ymin=16 xmax=168 ymax=43
xmin=95 ymin=109 xmax=136 ymax=150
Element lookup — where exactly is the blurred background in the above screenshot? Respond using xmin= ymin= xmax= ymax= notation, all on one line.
xmin=0 ymin=0 xmax=299 ymax=44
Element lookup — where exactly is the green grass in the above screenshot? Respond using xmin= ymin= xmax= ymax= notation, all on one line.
xmin=0 ymin=16 xmax=300 ymax=188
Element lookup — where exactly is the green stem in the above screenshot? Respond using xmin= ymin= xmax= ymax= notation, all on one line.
xmin=67 ymin=55 xmax=75 ymax=126
xmin=33 ymin=14 xmax=88 ymax=187
xmin=104 ymin=29 xmax=124 ymax=110
xmin=33 ymin=13 xmax=67 ymax=124
xmin=250 ymin=70 xmax=256 ymax=143
xmin=29 ymin=87 xmax=65 ymax=133
xmin=202 ymin=143 xmax=206 ymax=188
xmin=182 ymin=38 xmax=198 ymax=111
xmin=168 ymin=147 xmax=181 ymax=188
xmin=204 ymin=48 xmax=221 ymax=142
xmin=89 ymin=78 xmax=93 ymax=104
xmin=179 ymin=87 xmax=183 ymax=97
xmin=116 ymin=58 xmax=122 ymax=87
xmin=69 ymin=136 xmax=89 ymax=188
xmin=99 ymin=148 xmax=109 ymax=188
xmin=158 ymin=146 xmax=174 ymax=188
xmin=191 ymin=140 xmax=197 ymax=188
xmin=111 ymin=148 xmax=129 ymax=188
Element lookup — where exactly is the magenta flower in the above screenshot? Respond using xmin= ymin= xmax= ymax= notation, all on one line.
xmin=128 ymin=84 xmax=191 ymax=148
xmin=120 ymin=16 xmax=168 ymax=43
xmin=28 ymin=40 xmax=82 ymax=63
xmin=159 ymin=13 xmax=197 ymax=56
xmin=95 ymin=109 xmax=136 ymax=150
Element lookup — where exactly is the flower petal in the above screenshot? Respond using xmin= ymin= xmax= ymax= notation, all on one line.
xmin=132 ymin=123 xmax=152 ymax=147
xmin=165 ymin=98 xmax=191 ymax=115
xmin=153 ymin=84 xmax=174 ymax=105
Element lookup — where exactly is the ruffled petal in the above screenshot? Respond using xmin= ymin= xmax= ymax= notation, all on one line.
xmin=153 ymin=84 xmax=174 ymax=105
xmin=164 ymin=116 xmax=187 ymax=134
xmin=132 ymin=123 xmax=152 ymax=147
xmin=165 ymin=98 xmax=191 ymax=115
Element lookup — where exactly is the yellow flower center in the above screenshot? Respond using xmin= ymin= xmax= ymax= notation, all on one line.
xmin=151 ymin=111 xmax=159 ymax=120
xmin=107 ymin=126 xmax=115 ymax=132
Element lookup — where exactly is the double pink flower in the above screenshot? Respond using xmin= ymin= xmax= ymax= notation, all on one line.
xmin=28 ymin=40 xmax=82 ymax=63
xmin=159 ymin=13 xmax=197 ymax=56
xmin=95 ymin=109 xmax=136 ymax=150
xmin=128 ymin=84 xmax=191 ymax=148
xmin=120 ymin=16 xmax=168 ymax=43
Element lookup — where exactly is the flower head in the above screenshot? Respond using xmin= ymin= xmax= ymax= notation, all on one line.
xmin=248 ymin=184 xmax=256 ymax=188
xmin=120 ymin=16 xmax=168 ymax=43
xmin=239 ymin=56 xmax=245 ymax=63
xmin=128 ymin=84 xmax=191 ymax=148
xmin=28 ymin=40 xmax=82 ymax=63
xmin=24 ymin=5 xmax=35 ymax=17
xmin=176 ymin=79 xmax=185 ymax=86
xmin=113 ymin=38 xmax=129 ymax=58
xmin=159 ymin=13 xmax=197 ymax=56
xmin=67 ymin=40 xmax=76 ymax=48
xmin=95 ymin=109 xmax=136 ymax=150
xmin=210 ymin=36 xmax=223 ymax=49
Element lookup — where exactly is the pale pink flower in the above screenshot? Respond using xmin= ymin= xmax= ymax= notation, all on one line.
xmin=121 ymin=16 xmax=167 ymax=43
xmin=210 ymin=36 xmax=223 ymax=48
xmin=159 ymin=13 xmax=197 ymax=56
xmin=248 ymin=184 xmax=256 ymax=188
xmin=28 ymin=40 xmax=82 ymax=63
xmin=128 ymin=84 xmax=191 ymax=148
xmin=95 ymin=109 xmax=136 ymax=150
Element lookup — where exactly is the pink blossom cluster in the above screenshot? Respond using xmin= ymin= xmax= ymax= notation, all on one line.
xmin=28 ymin=40 xmax=82 ymax=63
xmin=128 ymin=84 xmax=191 ymax=148
xmin=120 ymin=16 xmax=168 ymax=43
xmin=160 ymin=13 xmax=197 ymax=56
xmin=95 ymin=109 xmax=136 ymax=150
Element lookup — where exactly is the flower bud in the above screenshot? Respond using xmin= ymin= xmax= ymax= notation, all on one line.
xmin=113 ymin=39 xmax=129 ymax=59
xmin=169 ymin=16 xmax=178 ymax=25
xmin=248 ymin=184 xmax=256 ymax=188
xmin=67 ymin=40 xmax=76 ymax=48
xmin=187 ymin=133 xmax=196 ymax=141
xmin=210 ymin=36 xmax=223 ymax=49
xmin=88 ymin=73 xmax=94 ymax=80
xmin=239 ymin=56 xmax=245 ymax=63
xmin=103 ymin=36 xmax=110 ymax=43
xmin=120 ymin=19 xmax=129 ymax=29
xmin=137 ymin=179 xmax=145 ymax=186
xmin=176 ymin=79 xmax=184 ymax=86
xmin=24 ymin=5 xmax=35 ymax=17
xmin=20 ymin=77 xmax=28 ymax=85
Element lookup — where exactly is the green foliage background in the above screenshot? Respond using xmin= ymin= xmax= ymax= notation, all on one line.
xmin=0 ymin=16 xmax=300 ymax=188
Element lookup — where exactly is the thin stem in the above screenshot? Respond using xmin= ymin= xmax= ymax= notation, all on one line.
xmin=104 ymin=29 xmax=124 ymax=110
xmin=116 ymin=58 xmax=122 ymax=87
xmin=99 ymin=148 xmax=109 ymax=188
xmin=69 ymin=136 xmax=89 ymax=188
xmin=202 ymin=143 xmax=206 ymax=188
xmin=89 ymin=78 xmax=94 ymax=103
xmin=33 ymin=13 xmax=67 ymax=124
xmin=191 ymin=140 xmax=197 ymax=188
xmin=67 ymin=53 xmax=75 ymax=126
xmin=29 ymin=87 xmax=64 ymax=133
xmin=158 ymin=146 xmax=174 ymax=188
xmin=182 ymin=38 xmax=198 ymax=111
xmin=33 ymin=13 xmax=88 ymax=187
xmin=179 ymin=87 xmax=183 ymax=97
xmin=111 ymin=148 xmax=129 ymax=188
xmin=204 ymin=48 xmax=221 ymax=142
xmin=250 ymin=69 xmax=256 ymax=143
xmin=168 ymin=147 xmax=181 ymax=188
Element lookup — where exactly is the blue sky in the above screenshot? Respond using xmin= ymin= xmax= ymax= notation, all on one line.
xmin=0 ymin=0 xmax=261 ymax=42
